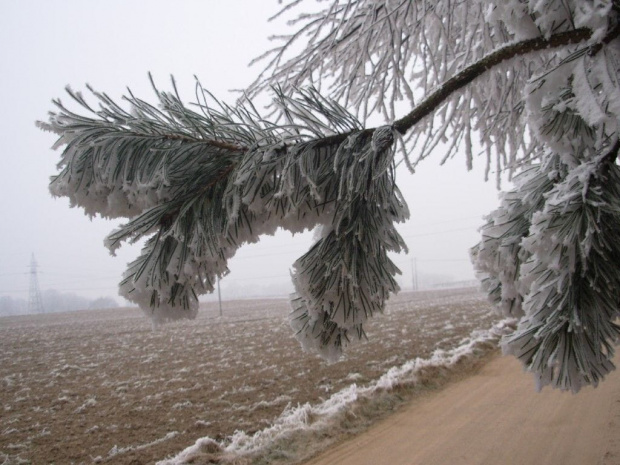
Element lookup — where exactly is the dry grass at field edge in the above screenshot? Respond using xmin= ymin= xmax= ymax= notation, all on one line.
xmin=185 ymin=345 xmax=501 ymax=465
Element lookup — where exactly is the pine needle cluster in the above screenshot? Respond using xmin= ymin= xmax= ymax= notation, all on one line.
xmin=40 ymin=0 xmax=620 ymax=391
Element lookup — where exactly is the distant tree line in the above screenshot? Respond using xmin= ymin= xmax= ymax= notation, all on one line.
xmin=0 ymin=291 xmax=119 ymax=316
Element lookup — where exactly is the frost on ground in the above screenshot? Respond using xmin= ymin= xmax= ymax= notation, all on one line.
xmin=0 ymin=288 xmax=500 ymax=464
xmin=159 ymin=316 xmax=512 ymax=465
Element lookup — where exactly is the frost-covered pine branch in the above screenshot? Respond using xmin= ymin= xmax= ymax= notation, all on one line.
xmin=39 ymin=80 xmax=409 ymax=359
xmin=470 ymin=1 xmax=620 ymax=392
xmin=251 ymin=0 xmax=609 ymax=181
xmin=40 ymin=0 xmax=620 ymax=391
xmin=471 ymin=153 xmax=564 ymax=318
xmin=476 ymin=144 xmax=620 ymax=392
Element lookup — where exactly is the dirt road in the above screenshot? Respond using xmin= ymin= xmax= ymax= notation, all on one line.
xmin=303 ymin=355 xmax=620 ymax=465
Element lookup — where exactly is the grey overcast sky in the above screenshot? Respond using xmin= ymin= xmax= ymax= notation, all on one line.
xmin=0 ymin=1 xmax=502 ymax=304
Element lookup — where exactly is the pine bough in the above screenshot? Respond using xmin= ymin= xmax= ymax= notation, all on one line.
xmin=471 ymin=1 xmax=620 ymax=392
xmin=40 ymin=0 xmax=620 ymax=392
xmin=39 ymin=84 xmax=408 ymax=361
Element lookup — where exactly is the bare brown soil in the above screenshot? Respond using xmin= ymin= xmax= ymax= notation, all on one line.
xmin=0 ymin=288 xmax=497 ymax=464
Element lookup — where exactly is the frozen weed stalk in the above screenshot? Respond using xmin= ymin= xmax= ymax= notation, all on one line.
xmin=39 ymin=0 xmax=620 ymax=392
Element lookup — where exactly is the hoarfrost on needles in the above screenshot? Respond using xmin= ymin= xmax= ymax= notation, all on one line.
xmin=40 ymin=0 xmax=620 ymax=391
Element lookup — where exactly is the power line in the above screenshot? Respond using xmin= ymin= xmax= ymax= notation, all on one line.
xmin=400 ymin=226 xmax=478 ymax=239
xmin=392 ymin=257 xmax=470 ymax=263
xmin=404 ymin=215 xmax=483 ymax=226
xmin=233 ymin=227 xmax=479 ymax=260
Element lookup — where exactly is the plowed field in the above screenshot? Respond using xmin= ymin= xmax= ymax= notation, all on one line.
xmin=1 ymin=288 xmax=497 ymax=464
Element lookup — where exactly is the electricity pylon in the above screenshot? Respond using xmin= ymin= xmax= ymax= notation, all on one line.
xmin=28 ymin=254 xmax=44 ymax=314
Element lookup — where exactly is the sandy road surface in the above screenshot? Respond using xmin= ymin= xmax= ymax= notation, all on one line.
xmin=303 ymin=355 xmax=620 ymax=465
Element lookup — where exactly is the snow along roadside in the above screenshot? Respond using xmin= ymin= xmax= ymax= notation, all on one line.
xmin=157 ymin=318 xmax=515 ymax=465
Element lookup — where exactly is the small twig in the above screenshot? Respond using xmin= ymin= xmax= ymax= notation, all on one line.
xmin=162 ymin=133 xmax=246 ymax=152
xmin=159 ymin=162 xmax=237 ymax=229
xmin=600 ymin=139 xmax=620 ymax=177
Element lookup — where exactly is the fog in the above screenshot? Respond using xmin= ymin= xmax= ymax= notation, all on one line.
xmin=0 ymin=1 xmax=501 ymax=310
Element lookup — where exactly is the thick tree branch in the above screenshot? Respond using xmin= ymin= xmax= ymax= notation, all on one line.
xmin=310 ymin=27 xmax=604 ymax=150
xmin=393 ymin=28 xmax=597 ymax=134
